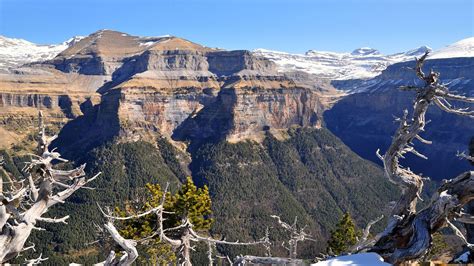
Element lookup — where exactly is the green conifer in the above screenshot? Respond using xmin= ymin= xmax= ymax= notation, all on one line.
xmin=116 ymin=177 xmax=213 ymax=264
xmin=326 ymin=212 xmax=360 ymax=255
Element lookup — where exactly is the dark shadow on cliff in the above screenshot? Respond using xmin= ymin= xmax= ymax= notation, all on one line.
xmin=171 ymin=87 xmax=237 ymax=187
xmin=96 ymin=53 xmax=147 ymax=94
xmin=172 ymin=87 xmax=237 ymax=151
xmin=51 ymin=94 xmax=121 ymax=161
xmin=325 ymin=89 xmax=473 ymax=180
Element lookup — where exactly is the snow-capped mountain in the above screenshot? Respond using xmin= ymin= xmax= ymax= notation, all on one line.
xmin=0 ymin=35 xmax=84 ymax=72
xmin=429 ymin=37 xmax=474 ymax=59
xmin=253 ymin=46 xmax=433 ymax=80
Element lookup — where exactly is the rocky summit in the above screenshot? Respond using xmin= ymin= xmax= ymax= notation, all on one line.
xmin=0 ymin=29 xmax=472 ymax=264
xmin=0 ymin=30 xmax=339 ymax=152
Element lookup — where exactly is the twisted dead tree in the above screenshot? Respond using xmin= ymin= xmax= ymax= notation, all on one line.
xmin=233 ymin=215 xmax=315 ymax=265
xmin=271 ymin=215 xmax=316 ymax=259
xmin=98 ymin=183 xmax=268 ymax=266
xmin=365 ymin=51 xmax=474 ymax=264
xmin=0 ymin=112 xmax=100 ymax=263
xmin=350 ymin=215 xmax=384 ymax=253
xmin=96 ymin=218 xmax=141 ymax=265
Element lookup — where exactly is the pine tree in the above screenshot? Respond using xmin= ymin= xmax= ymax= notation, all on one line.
xmin=326 ymin=212 xmax=360 ymax=255
xmin=172 ymin=177 xmax=214 ymax=230
xmin=115 ymin=177 xmax=213 ymax=264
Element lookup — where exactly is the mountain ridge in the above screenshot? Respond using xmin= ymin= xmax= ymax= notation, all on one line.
xmin=1 ymin=30 xmax=472 ymax=80
xmin=254 ymin=37 xmax=473 ymax=80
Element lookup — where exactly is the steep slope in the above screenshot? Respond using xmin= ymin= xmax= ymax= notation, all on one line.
xmin=430 ymin=37 xmax=474 ymax=59
xmin=50 ymin=31 xmax=326 ymax=156
xmin=2 ymin=128 xmax=397 ymax=263
xmin=325 ymin=56 xmax=474 ymax=180
xmin=2 ymin=30 xmax=469 ymax=263
xmin=1 ymin=140 xmax=185 ymax=264
xmin=178 ymin=127 xmax=397 ymax=258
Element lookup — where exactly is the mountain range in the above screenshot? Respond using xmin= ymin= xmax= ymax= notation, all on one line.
xmin=0 ymin=30 xmax=472 ymax=263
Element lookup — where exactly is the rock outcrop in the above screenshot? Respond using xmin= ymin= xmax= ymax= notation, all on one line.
xmin=0 ymin=30 xmax=322 ymax=155
xmin=325 ymin=57 xmax=474 ymax=180
xmin=0 ymin=66 xmax=103 ymax=148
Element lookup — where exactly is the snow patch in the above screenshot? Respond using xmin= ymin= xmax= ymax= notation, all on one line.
xmin=254 ymin=46 xmax=429 ymax=80
xmin=312 ymin=253 xmax=390 ymax=266
xmin=254 ymin=38 xmax=474 ymax=80
xmin=351 ymin=47 xmax=380 ymax=56
xmin=0 ymin=35 xmax=81 ymax=71
xmin=139 ymin=41 xmax=157 ymax=47
xmin=429 ymin=37 xmax=474 ymax=59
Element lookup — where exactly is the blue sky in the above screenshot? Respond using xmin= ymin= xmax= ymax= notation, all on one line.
xmin=0 ymin=0 xmax=472 ymax=54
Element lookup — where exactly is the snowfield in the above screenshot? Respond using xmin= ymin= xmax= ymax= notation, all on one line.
xmin=254 ymin=37 xmax=474 ymax=80
xmin=0 ymin=35 xmax=83 ymax=72
xmin=429 ymin=37 xmax=474 ymax=59
xmin=0 ymin=33 xmax=472 ymax=81
xmin=253 ymin=46 xmax=431 ymax=80
xmin=312 ymin=253 xmax=391 ymax=266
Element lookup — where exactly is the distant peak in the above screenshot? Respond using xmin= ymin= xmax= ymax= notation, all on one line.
xmin=351 ymin=47 xmax=380 ymax=56
xmin=429 ymin=36 xmax=474 ymax=59
xmin=89 ymin=29 xmax=128 ymax=37
xmin=305 ymin=50 xmax=319 ymax=56
xmin=62 ymin=36 xmax=85 ymax=47
xmin=404 ymin=45 xmax=432 ymax=56
xmin=454 ymin=36 xmax=474 ymax=45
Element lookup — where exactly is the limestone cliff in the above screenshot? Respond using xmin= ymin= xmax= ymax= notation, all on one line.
xmin=0 ymin=67 xmax=102 ymax=148
xmin=0 ymin=30 xmax=331 ymax=154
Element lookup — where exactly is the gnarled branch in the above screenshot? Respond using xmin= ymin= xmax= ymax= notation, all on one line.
xmin=370 ymin=52 xmax=474 ymax=264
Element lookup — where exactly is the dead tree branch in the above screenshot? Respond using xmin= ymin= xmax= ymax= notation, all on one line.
xmin=369 ymin=51 xmax=474 ymax=264
xmin=98 ymin=183 xmax=268 ymax=266
xmin=0 ymin=112 xmax=99 ymax=263
xmin=350 ymin=215 xmax=384 ymax=253
xmin=270 ymin=215 xmax=315 ymax=259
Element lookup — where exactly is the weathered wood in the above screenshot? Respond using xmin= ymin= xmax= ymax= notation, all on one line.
xmin=270 ymin=215 xmax=315 ymax=259
xmin=369 ymin=52 xmax=474 ymax=264
xmin=98 ymin=183 xmax=268 ymax=265
xmin=0 ymin=112 xmax=99 ymax=263
xmin=102 ymin=222 xmax=138 ymax=266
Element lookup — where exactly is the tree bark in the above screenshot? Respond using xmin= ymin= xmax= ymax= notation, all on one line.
xmin=0 ymin=112 xmax=99 ymax=263
xmin=369 ymin=52 xmax=474 ymax=264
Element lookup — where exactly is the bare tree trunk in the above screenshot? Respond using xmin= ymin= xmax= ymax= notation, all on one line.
xmin=270 ymin=215 xmax=315 ymax=260
xmin=366 ymin=52 xmax=474 ymax=264
xmin=98 ymin=184 xmax=268 ymax=265
xmin=181 ymin=228 xmax=192 ymax=266
xmin=102 ymin=222 xmax=138 ymax=266
xmin=0 ymin=112 xmax=99 ymax=263
xmin=458 ymin=137 xmax=474 ymax=263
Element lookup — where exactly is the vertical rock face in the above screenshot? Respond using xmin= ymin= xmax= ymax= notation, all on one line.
xmin=116 ymin=87 xmax=218 ymax=138
xmin=108 ymin=78 xmax=321 ymax=144
xmin=207 ymin=50 xmax=277 ymax=76
xmin=325 ymin=57 xmax=474 ymax=180
xmin=0 ymin=93 xmax=55 ymax=108
xmin=79 ymin=33 xmax=322 ymax=145
xmin=0 ymin=93 xmax=79 ymax=116
xmin=0 ymin=30 xmax=326 ymax=153
xmin=227 ymin=86 xmax=319 ymax=142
